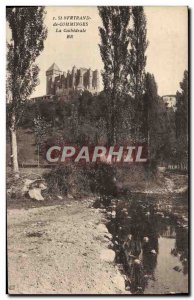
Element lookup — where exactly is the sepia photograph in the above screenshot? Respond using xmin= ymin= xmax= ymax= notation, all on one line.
xmin=6 ymin=5 xmax=189 ymax=295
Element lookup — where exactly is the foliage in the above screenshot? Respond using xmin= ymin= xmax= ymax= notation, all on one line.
xmin=6 ymin=7 xmax=47 ymax=126
xmin=90 ymin=162 xmax=117 ymax=198
xmin=98 ymin=7 xmax=131 ymax=94
xmin=128 ymin=7 xmax=148 ymax=140
xmin=43 ymin=161 xmax=117 ymax=200
xmin=175 ymin=70 xmax=188 ymax=164
xmin=98 ymin=6 xmax=131 ymax=144
xmin=6 ymin=6 xmax=47 ymax=174
xmin=143 ymin=73 xmax=177 ymax=165
xmin=43 ymin=166 xmax=69 ymax=195
xmin=43 ymin=164 xmax=92 ymax=197
xmin=33 ymin=116 xmax=52 ymax=146
xmin=129 ymin=7 xmax=148 ymax=99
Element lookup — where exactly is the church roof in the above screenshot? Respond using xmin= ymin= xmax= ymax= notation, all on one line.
xmin=47 ymin=63 xmax=61 ymax=72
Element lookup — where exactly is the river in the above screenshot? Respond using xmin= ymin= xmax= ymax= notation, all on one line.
xmin=100 ymin=191 xmax=189 ymax=295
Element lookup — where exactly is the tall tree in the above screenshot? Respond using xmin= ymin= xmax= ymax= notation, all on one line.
xmin=129 ymin=6 xmax=148 ymax=98
xmin=129 ymin=7 xmax=148 ymax=140
xmin=143 ymin=73 xmax=159 ymax=160
xmin=175 ymin=70 xmax=188 ymax=164
xmin=98 ymin=6 xmax=131 ymax=144
xmin=6 ymin=7 xmax=47 ymax=176
xmin=144 ymin=73 xmax=177 ymax=167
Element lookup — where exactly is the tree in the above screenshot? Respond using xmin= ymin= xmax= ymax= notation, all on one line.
xmin=6 ymin=7 xmax=47 ymax=176
xmin=33 ymin=116 xmax=51 ymax=168
xmin=98 ymin=6 xmax=131 ymax=144
xmin=143 ymin=73 xmax=159 ymax=160
xmin=144 ymin=73 xmax=177 ymax=167
xmin=175 ymin=70 xmax=188 ymax=165
xmin=129 ymin=7 xmax=148 ymax=140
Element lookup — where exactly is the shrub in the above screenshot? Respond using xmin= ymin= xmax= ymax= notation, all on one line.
xmin=43 ymin=162 xmax=118 ymax=200
xmin=43 ymin=166 xmax=69 ymax=196
xmin=43 ymin=164 xmax=92 ymax=197
xmin=90 ymin=162 xmax=117 ymax=198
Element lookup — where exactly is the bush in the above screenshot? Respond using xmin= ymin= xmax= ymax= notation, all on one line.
xmin=43 ymin=164 xmax=92 ymax=197
xmin=67 ymin=164 xmax=91 ymax=197
xmin=43 ymin=166 xmax=69 ymax=196
xmin=43 ymin=162 xmax=118 ymax=200
xmin=90 ymin=162 xmax=117 ymax=197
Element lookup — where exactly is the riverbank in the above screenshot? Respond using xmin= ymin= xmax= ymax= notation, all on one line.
xmin=7 ymin=169 xmax=189 ymax=295
xmin=7 ymin=197 xmax=129 ymax=295
xmin=102 ymin=188 xmax=189 ymax=294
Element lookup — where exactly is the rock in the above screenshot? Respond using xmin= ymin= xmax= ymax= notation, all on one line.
xmin=39 ymin=183 xmax=47 ymax=190
xmin=171 ymin=248 xmax=178 ymax=256
xmin=104 ymin=233 xmax=112 ymax=240
xmin=22 ymin=179 xmax=34 ymax=193
xmin=127 ymin=234 xmax=132 ymax=240
xmin=67 ymin=193 xmax=74 ymax=199
xmin=173 ymin=266 xmax=182 ymax=272
xmin=29 ymin=188 xmax=44 ymax=201
xmin=108 ymin=241 xmax=114 ymax=249
xmin=137 ymin=286 xmax=143 ymax=292
xmin=111 ymin=211 xmax=116 ymax=218
xmin=145 ymin=212 xmax=150 ymax=217
xmin=143 ymin=237 xmax=149 ymax=243
xmin=7 ymin=188 xmax=12 ymax=194
xmin=125 ymin=287 xmax=131 ymax=293
xmin=99 ymin=208 xmax=106 ymax=212
xmin=182 ymin=216 xmax=188 ymax=222
xmin=134 ymin=259 xmax=141 ymax=265
xmin=150 ymin=249 xmax=157 ymax=255
xmin=57 ymin=195 xmax=63 ymax=200
xmin=112 ymin=273 xmax=125 ymax=291
xmin=100 ymin=249 xmax=115 ymax=262
xmin=23 ymin=179 xmax=47 ymax=201
xmin=97 ymin=224 xmax=108 ymax=234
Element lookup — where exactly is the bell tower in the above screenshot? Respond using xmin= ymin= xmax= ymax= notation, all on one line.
xmin=46 ymin=63 xmax=62 ymax=95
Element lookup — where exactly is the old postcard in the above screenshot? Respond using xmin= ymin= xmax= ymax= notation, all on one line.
xmin=6 ymin=6 xmax=189 ymax=295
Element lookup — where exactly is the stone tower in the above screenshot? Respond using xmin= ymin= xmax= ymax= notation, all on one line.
xmin=88 ymin=68 xmax=92 ymax=89
xmin=46 ymin=63 xmax=62 ymax=95
xmin=93 ymin=69 xmax=99 ymax=92
xmin=72 ymin=65 xmax=77 ymax=89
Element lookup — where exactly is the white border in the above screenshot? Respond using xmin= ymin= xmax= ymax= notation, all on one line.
xmin=1 ymin=1 xmax=192 ymax=299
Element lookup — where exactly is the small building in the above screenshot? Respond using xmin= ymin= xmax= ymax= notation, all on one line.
xmin=162 ymin=95 xmax=176 ymax=109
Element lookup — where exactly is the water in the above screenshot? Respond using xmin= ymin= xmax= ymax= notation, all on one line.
xmin=144 ymin=237 xmax=188 ymax=294
xmin=99 ymin=192 xmax=189 ymax=295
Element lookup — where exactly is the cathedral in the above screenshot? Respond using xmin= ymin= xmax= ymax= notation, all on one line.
xmin=46 ymin=63 xmax=99 ymax=98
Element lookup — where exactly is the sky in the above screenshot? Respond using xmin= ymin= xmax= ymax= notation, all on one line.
xmin=7 ymin=6 xmax=188 ymax=97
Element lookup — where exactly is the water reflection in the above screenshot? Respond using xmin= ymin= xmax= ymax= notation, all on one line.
xmin=172 ymin=225 xmax=188 ymax=275
xmin=103 ymin=195 xmax=188 ymax=294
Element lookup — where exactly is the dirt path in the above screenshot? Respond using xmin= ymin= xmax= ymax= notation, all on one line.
xmin=7 ymin=198 xmax=128 ymax=295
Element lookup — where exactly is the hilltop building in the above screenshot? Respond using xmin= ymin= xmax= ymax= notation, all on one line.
xmin=31 ymin=63 xmax=100 ymax=102
xmin=162 ymin=95 xmax=176 ymax=110
xmin=46 ymin=63 xmax=99 ymax=97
